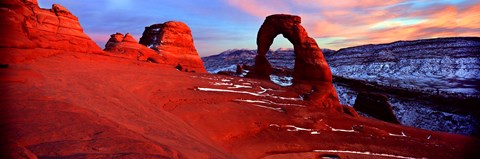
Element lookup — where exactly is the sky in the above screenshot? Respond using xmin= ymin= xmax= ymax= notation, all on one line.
xmin=38 ymin=0 xmax=480 ymax=57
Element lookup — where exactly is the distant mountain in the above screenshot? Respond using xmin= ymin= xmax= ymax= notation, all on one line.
xmin=202 ymin=48 xmax=337 ymax=73
xmin=202 ymin=49 xmax=257 ymax=73
xmin=329 ymin=37 xmax=480 ymax=97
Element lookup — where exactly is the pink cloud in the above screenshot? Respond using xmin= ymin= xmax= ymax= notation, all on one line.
xmin=225 ymin=0 xmax=480 ymax=49
xmin=312 ymin=0 xmax=404 ymax=9
xmin=224 ymin=0 xmax=291 ymax=18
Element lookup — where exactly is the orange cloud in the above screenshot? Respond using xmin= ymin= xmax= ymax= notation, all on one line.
xmin=225 ymin=0 xmax=480 ymax=49
xmin=361 ymin=4 xmax=480 ymax=45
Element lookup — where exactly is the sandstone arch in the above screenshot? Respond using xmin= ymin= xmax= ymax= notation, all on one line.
xmin=247 ymin=14 xmax=332 ymax=84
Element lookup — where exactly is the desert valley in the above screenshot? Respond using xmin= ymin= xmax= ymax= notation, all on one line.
xmin=1 ymin=0 xmax=479 ymax=159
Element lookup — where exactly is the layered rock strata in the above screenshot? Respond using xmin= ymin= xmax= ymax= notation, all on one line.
xmin=139 ymin=22 xmax=206 ymax=73
xmin=328 ymin=37 xmax=480 ymax=97
xmin=104 ymin=32 xmax=163 ymax=63
xmin=0 ymin=0 xmax=102 ymax=63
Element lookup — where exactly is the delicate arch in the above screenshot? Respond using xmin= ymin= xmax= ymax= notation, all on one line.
xmin=247 ymin=14 xmax=332 ymax=84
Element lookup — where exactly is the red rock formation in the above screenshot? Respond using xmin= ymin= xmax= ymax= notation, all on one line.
xmin=2 ymin=2 xmax=479 ymax=159
xmin=295 ymin=81 xmax=343 ymax=112
xmin=353 ymin=92 xmax=401 ymax=124
xmin=247 ymin=55 xmax=273 ymax=79
xmin=235 ymin=64 xmax=243 ymax=75
xmin=247 ymin=14 xmax=332 ymax=83
xmin=104 ymin=32 xmax=164 ymax=63
xmin=0 ymin=0 xmax=102 ymax=63
xmin=246 ymin=14 xmax=341 ymax=112
xmin=342 ymin=105 xmax=360 ymax=117
xmin=139 ymin=22 xmax=206 ymax=73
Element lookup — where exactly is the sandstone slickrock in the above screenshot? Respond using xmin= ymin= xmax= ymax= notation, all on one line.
xmin=247 ymin=14 xmax=332 ymax=83
xmin=4 ymin=52 xmax=480 ymax=158
xmin=0 ymin=1 xmax=231 ymax=158
xmin=353 ymin=92 xmax=400 ymax=124
xmin=104 ymin=32 xmax=163 ymax=63
xmin=139 ymin=22 xmax=206 ymax=73
xmin=0 ymin=0 xmax=102 ymax=63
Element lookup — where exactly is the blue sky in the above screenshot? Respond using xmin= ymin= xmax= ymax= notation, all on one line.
xmin=38 ymin=0 xmax=480 ymax=56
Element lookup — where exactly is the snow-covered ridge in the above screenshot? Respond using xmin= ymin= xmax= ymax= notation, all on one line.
xmin=328 ymin=37 xmax=480 ymax=96
xmin=202 ymin=48 xmax=300 ymax=73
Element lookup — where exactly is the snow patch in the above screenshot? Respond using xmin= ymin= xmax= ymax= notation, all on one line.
xmin=261 ymin=86 xmax=286 ymax=92
xmin=234 ymin=99 xmax=305 ymax=107
xmin=388 ymin=131 xmax=408 ymax=137
xmin=212 ymin=82 xmax=232 ymax=86
xmin=333 ymin=83 xmax=358 ymax=106
xmin=207 ymin=64 xmax=237 ymax=73
xmin=324 ymin=124 xmax=357 ymax=133
xmin=330 ymin=57 xmax=480 ymax=96
xmin=269 ymin=124 xmax=319 ymax=134
xmin=311 ymin=131 xmax=321 ymax=135
xmin=270 ymin=75 xmax=293 ymax=86
xmin=313 ymin=149 xmax=426 ymax=159
xmin=284 ymin=125 xmax=313 ymax=132
xmin=196 ymin=87 xmax=302 ymax=101
xmin=228 ymin=85 xmax=253 ymax=89
xmin=251 ymin=104 xmax=284 ymax=112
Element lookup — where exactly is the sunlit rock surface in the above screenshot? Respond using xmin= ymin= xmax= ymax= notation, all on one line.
xmin=2 ymin=1 xmax=479 ymax=158
xmin=139 ymin=21 xmax=207 ymax=73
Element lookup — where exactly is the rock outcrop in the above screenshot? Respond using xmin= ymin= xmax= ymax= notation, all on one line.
xmin=353 ymin=92 xmax=400 ymax=124
xmin=246 ymin=14 xmax=332 ymax=83
xmin=235 ymin=64 xmax=243 ymax=75
xmin=139 ymin=22 xmax=206 ymax=73
xmin=104 ymin=32 xmax=163 ymax=63
xmin=245 ymin=14 xmax=341 ymax=112
xmin=0 ymin=0 xmax=102 ymax=63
